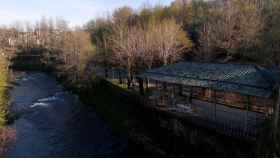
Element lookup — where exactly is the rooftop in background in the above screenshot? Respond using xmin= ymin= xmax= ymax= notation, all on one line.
xmin=139 ymin=62 xmax=279 ymax=98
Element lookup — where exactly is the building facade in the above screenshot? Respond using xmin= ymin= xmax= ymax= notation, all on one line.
xmin=138 ymin=62 xmax=278 ymax=138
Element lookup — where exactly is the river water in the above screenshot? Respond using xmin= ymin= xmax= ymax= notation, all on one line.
xmin=5 ymin=72 xmax=127 ymax=158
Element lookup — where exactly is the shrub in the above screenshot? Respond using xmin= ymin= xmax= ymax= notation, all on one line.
xmin=0 ymin=55 xmax=15 ymax=156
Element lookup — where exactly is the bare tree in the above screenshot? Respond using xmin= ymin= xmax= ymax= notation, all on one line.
xmin=199 ymin=0 xmax=264 ymax=61
xmin=153 ymin=19 xmax=192 ymax=65
xmin=109 ymin=23 xmax=140 ymax=87
xmin=109 ymin=18 xmax=192 ymax=87
xmin=113 ymin=6 xmax=134 ymax=24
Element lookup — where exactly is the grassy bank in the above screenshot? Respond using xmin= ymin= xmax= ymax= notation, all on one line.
xmin=72 ymin=77 xmax=139 ymax=134
xmin=0 ymin=56 xmax=15 ymax=157
xmin=60 ymin=77 xmax=166 ymax=157
xmin=0 ymin=56 xmax=10 ymax=125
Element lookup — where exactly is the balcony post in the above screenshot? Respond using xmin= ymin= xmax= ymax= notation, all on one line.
xmin=138 ymin=77 xmax=144 ymax=95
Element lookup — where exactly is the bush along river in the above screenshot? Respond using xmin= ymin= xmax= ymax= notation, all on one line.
xmin=5 ymin=72 xmax=127 ymax=158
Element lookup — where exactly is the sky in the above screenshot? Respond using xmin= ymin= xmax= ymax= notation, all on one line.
xmin=0 ymin=0 xmax=173 ymax=27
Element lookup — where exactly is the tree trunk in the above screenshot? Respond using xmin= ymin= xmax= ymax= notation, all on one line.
xmin=105 ymin=68 xmax=109 ymax=78
xmin=118 ymin=71 xmax=122 ymax=84
xmin=273 ymin=88 xmax=280 ymax=140
xmin=127 ymin=70 xmax=132 ymax=89
xmin=138 ymin=78 xmax=144 ymax=95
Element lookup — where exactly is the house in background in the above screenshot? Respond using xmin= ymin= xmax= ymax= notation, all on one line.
xmin=138 ymin=62 xmax=279 ymax=138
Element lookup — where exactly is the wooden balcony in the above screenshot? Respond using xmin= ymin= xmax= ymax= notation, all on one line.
xmin=145 ymin=93 xmax=267 ymax=139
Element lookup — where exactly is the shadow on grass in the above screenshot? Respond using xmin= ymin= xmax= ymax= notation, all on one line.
xmin=75 ymin=78 xmax=141 ymax=134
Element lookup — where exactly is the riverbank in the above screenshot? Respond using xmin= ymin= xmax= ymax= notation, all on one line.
xmin=0 ymin=56 xmax=15 ymax=157
xmin=55 ymin=75 xmax=134 ymax=134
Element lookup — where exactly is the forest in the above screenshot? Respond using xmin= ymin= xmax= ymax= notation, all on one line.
xmin=0 ymin=0 xmax=279 ymax=84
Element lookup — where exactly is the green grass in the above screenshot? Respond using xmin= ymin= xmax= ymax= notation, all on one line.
xmin=76 ymin=77 xmax=141 ymax=134
xmin=0 ymin=56 xmax=15 ymax=157
xmin=0 ymin=57 xmax=9 ymax=126
xmin=109 ymin=79 xmax=128 ymax=89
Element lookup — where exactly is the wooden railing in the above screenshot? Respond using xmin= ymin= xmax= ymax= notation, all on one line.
xmin=145 ymin=97 xmax=267 ymax=139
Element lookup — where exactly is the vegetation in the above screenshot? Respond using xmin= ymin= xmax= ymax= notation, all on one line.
xmin=0 ymin=55 xmax=15 ymax=157
xmin=0 ymin=18 xmax=94 ymax=84
xmin=77 ymin=77 xmax=134 ymax=133
xmin=0 ymin=56 xmax=9 ymax=126
xmin=109 ymin=18 xmax=192 ymax=87
xmin=1 ymin=0 xmax=277 ymax=83
xmin=199 ymin=0 xmax=264 ymax=61
xmin=0 ymin=0 xmax=278 ymax=74
xmin=84 ymin=0 xmax=279 ymax=64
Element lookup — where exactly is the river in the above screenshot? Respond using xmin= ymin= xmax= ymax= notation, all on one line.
xmin=5 ymin=72 xmax=127 ymax=158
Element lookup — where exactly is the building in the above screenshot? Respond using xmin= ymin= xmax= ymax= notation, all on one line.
xmin=138 ymin=62 xmax=279 ymax=138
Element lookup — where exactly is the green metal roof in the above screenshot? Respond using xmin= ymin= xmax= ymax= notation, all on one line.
xmin=139 ymin=62 xmax=278 ymax=98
